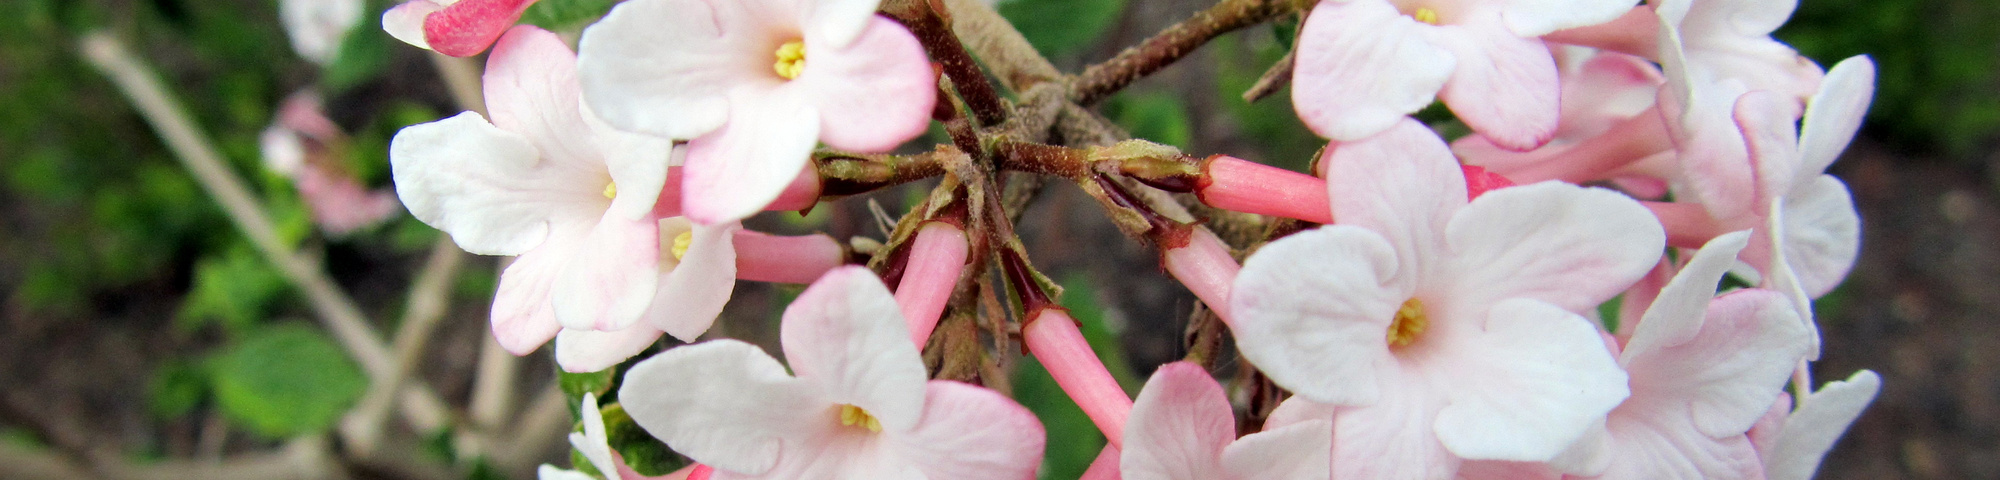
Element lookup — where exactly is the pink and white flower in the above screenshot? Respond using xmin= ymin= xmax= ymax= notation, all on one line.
xmin=281 ymin=0 xmax=363 ymax=65
xmin=1289 ymin=0 xmax=1637 ymax=149
xmin=617 ymin=266 xmax=1046 ymax=479
xmin=1228 ymin=118 xmax=1663 ymax=478
xmin=391 ymin=26 xmax=741 ymax=371
xmin=384 ymin=0 xmax=541 ymax=57
xmin=577 ymin=0 xmax=937 ymax=224
xmin=1752 ymin=370 xmax=1882 ymax=480
xmin=1119 ymin=362 xmax=1331 ymax=480
xmin=1551 ymin=231 xmax=1812 ymax=479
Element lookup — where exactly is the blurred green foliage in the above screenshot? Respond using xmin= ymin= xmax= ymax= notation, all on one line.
xmin=1781 ymin=0 xmax=2000 ymax=158
xmin=997 ymin=0 xmax=1128 ymax=58
xmin=208 ymin=325 xmax=368 ymax=437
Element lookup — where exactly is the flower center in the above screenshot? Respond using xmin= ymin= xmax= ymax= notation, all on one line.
xmin=602 ymin=182 xmax=617 ymax=200
xmin=838 ymin=404 xmax=882 ymax=432
xmin=1387 ymin=298 xmax=1428 ymax=347
xmin=773 ymin=41 xmax=807 ymax=80
xmin=671 ymin=231 xmax=694 ymax=260
xmin=1412 ymin=7 xmax=1441 ymax=25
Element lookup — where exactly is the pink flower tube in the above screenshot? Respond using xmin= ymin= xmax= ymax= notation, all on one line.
xmin=1022 ymin=308 xmax=1134 ymax=448
xmin=894 ymin=222 xmax=969 ymax=347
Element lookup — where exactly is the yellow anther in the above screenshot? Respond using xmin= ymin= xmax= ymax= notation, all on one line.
xmin=1412 ymin=7 xmax=1441 ymax=25
xmin=671 ymin=231 xmax=694 ymax=260
xmin=773 ymin=41 xmax=807 ymax=79
xmin=602 ymin=182 xmax=617 ymax=200
xmin=1387 ymin=298 xmax=1428 ymax=347
xmin=838 ymin=404 xmax=882 ymax=432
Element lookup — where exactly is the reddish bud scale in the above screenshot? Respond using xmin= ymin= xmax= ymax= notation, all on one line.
xmin=1461 ymin=164 xmax=1517 ymax=200
xmin=423 ymin=0 xmax=538 ymax=57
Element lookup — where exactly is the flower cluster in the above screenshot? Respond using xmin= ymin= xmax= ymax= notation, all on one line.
xmin=376 ymin=0 xmax=1882 ymax=478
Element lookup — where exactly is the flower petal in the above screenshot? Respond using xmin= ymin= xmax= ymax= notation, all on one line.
xmin=489 ymin=229 xmax=584 ymax=354
xmin=1735 ymin=90 xmax=1804 ymax=208
xmin=891 ymin=381 xmax=1047 ymax=480
xmin=1502 ymin=0 xmax=1639 ymax=36
xmin=578 ymin=0 xmax=768 ymax=139
xmin=1637 ymin=289 xmax=1810 ymax=438
xmin=1434 ymin=299 xmax=1629 ymax=462
xmin=1291 ymin=0 xmax=1455 ymax=141
xmin=554 ymin=323 xmax=666 ymax=373
xmin=681 ymin=88 xmax=821 ymax=224
xmin=383 ymin=1 xmax=442 ymax=50
xmin=1794 ymin=56 xmax=1873 ymax=190
xmin=1221 ymin=419 xmax=1334 ymax=480
xmin=1230 ymin=226 xmax=1403 ymax=405
xmin=391 ymin=112 xmax=599 ymax=255
xmin=1323 ymin=117 xmax=1466 ymax=288
xmin=621 ymin=340 xmax=825 ymax=476
xmin=424 ymin=0 xmax=536 ymax=57
xmin=1766 ymin=370 xmax=1881 ymax=480
xmin=552 ymin=213 xmax=664 ymax=331
xmin=803 ymin=0 xmax=883 ymax=48
xmin=800 ymin=16 xmax=936 ymax=153
xmin=1428 ymin=20 xmax=1560 ymax=150
xmin=1622 ymin=230 xmax=1751 ymax=361
xmin=1776 ymin=176 xmax=1860 ymax=298
xmin=1443 ymin=182 xmax=1665 ymax=314
xmin=779 ymin=266 xmax=928 ymax=431
xmin=1121 ymin=362 xmax=1233 ymax=480
xmin=1334 ymin=383 xmax=1459 ymax=480
xmin=651 ymin=221 xmax=741 ymax=341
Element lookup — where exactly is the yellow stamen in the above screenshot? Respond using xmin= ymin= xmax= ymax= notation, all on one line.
xmin=671 ymin=231 xmax=694 ymax=260
xmin=602 ymin=182 xmax=617 ymax=200
xmin=1412 ymin=7 xmax=1440 ymax=25
xmin=773 ymin=41 xmax=807 ymax=79
xmin=1387 ymin=298 xmax=1428 ymax=347
xmin=838 ymin=404 xmax=882 ymax=432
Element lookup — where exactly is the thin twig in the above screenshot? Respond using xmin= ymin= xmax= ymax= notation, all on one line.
xmin=469 ymin=332 xmax=522 ymax=432
xmin=340 ymin=239 xmax=467 ymax=456
xmin=1240 ymin=48 xmax=1295 ymax=103
xmin=1070 ymin=0 xmax=1296 ymax=106
xmin=939 ymin=0 xmax=1063 ymax=90
xmin=79 ymin=31 xmax=459 ymax=450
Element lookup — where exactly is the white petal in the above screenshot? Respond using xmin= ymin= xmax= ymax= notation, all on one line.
xmin=1333 ymin=384 xmax=1459 ymax=480
xmin=1229 ymin=226 xmax=1404 ymax=405
xmin=650 ymin=222 xmax=740 ymax=341
xmin=1627 ymin=289 xmax=1809 ymax=438
xmin=1794 ymin=56 xmax=1874 ymax=189
xmin=1222 ymin=419 xmax=1333 ymax=480
xmin=383 ymin=1 xmax=441 ymax=50
xmin=577 ymin=0 xmax=769 ymax=139
xmin=553 ymin=324 xmax=666 ymax=373
xmin=536 ymin=465 xmax=599 ymax=480
xmin=1434 ymin=299 xmax=1630 ymax=462
xmin=1778 ymin=176 xmax=1860 ymax=298
xmin=1623 ymin=230 xmax=1751 ymax=362
xmin=804 ymin=0 xmax=883 ymax=48
xmin=1291 ymin=0 xmax=1455 ymax=141
xmin=892 ymin=381 xmax=1048 ymax=480
xmin=552 ymin=214 xmax=664 ymax=331
xmin=1502 ymin=0 xmax=1638 ymax=36
xmin=573 ymin=393 xmax=617 ymax=475
xmin=681 ymin=88 xmax=821 ymax=224
xmin=1121 ymin=363 xmax=1233 ymax=480
xmin=779 ymin=266 xmax=928 ymax=431
xmin=619 ymin=340 xmax=826 ymax=475
xmin=390 ymin=112 xmax=602 ymax=255
xmin=1766 ymin=370 xmax=1881 ymax=480
xmin=1323 ymin=118 xmax=1466 ymax=289
xmin=1443 ymin=182 xmax=1665 ymax=314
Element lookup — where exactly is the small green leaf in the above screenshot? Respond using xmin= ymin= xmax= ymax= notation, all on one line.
xmin=522 ymin=0 xmax=619 ymax=31
xmin=997 ymin=0 xmax=1126 ymax=57
xmin=208 ymin=325 xmax=368 ymax=438
xmin=177 ymin=246 xmax=291 ymax=335
xmin=148 ymin=361 xmax=208 ymax=420
xmin=599 ymin=403 xmax=689 ymax=476
xmin=560 ymin=368 xmax=617 ymax=405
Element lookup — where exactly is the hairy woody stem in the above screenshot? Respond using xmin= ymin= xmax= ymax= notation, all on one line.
xmin=813 ymin=149 xmax=950 ymax=197
xmin=884 ymin=0 xmax=1011 ymax=127
xmin=1070 ymin=0 xmax=1298 ymax=106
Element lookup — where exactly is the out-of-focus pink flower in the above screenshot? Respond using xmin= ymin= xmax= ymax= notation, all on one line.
xmin=577 ymin=0 xmax=936 ymax=224
xmin=259 ymin=92 xmax=402 ymax=236
xmin=1290 ymin=0 xmax=1637 ymax=150
xmin=391 ymin=26 xmax=706 ymax=368
xmin=1120 ymin=362 xmax=1330 ymax=480
xmin=617 ymin=266 xmax=1046 ymax=479
xmin=1229 ymin=118 xmax=1662 ymax=479
xmin=1551 ymin=232 xmax=1811 ymax=479
xmin=384 ymin=0 xmax=541 ymax=57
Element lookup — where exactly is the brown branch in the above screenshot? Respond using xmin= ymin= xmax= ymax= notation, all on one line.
xmin=1241 ymin=48 xmax=1296 ymax=103
xmin=885 ymin=0 xmax=1010 ymax=127
xmin=1070 ymin=0 xmax=1297 ymax=106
